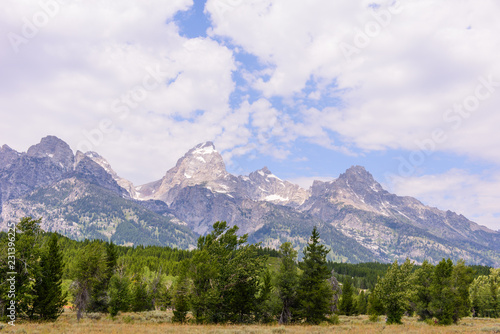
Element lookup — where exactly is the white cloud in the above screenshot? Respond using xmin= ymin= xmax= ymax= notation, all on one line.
xmin=1 ymin=0 xmax=500 ymax=231
xmin=389 ymin=169 xmax=500 ymax=231
xmin=0 ymin=0 xmax=245 ymax=184
xmin=204 ymin=0 xmax=500 ymax=230
xmin=206 ymin=0 xmax=500 ymax=166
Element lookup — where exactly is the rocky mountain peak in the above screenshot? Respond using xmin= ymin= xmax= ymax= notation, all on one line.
xmin=0 ymin=144 xmax=14 ymax=152
xmin=137 ymin=142 xmax=231 ymax=202
xmin=336 ymin=165 xmax=383 ymax=193
xmin=243 ymin=166 xmax=309 ymax=207
xmin=249 ymin=166 xmax=276 ymax=180
xmin=27 ymin=135 xmax=74 ymax=170
xmin=340 ymin=165 xmax=374 ymax=182
xmin=0 ymin=145 xmax=20 ymax=170
xmin=176 ymin=141 xmax=227 ymax=179
xmin=73 ymin=151 xmax=128 ymax=196
xmin=192 ymin=141 xmax=215 ymax=151
xmin=260 ymin=166 xmax=272 ymax=174
xmin=84 ymin=151 xmax=137 ymax=198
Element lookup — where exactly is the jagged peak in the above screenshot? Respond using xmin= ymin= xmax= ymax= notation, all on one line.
xmin=26 ymin=135 xmax=74 ymax=169
xmin=161 ymin=141 xmax=228 ymax=183
xmin=27 ymin=136 xmax=73 ymax=156
xmin=339 ymin=165 xmax=375 ymax=182
xmin=74 ymin=150 xmax=87 ymax=165
xmin=84 ymin=151 xmax=117 ymax=175
xmin=0 ymin=144 xmax=21 ymax=169
xmin=249 ymin=166 xmax=284 ymax=181
xmin=0 ymin=144 xmax=19 ymax=155
xmin=190 ymin=141 xmax=217 ymax=155
xmin=251 ymin=166 xmax=271 ymax=176
xmin=84 ymin=151 xmax=103 ymax=159
xmin=260 ymin=166 xmax=271 ymax=174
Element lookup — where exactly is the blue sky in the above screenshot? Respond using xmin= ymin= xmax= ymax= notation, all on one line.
xmin=1 ymin=0 xmax=499 ymax=230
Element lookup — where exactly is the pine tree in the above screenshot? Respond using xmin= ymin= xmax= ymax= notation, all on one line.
xmin=33 ymin=233 xmax=67 ymax=320
xmin=108 ymin=274 xmax=130 ymax=317
xmin=8 ymin=217 xmax=43 ymax=319
xmin=367 ymin=288 xmax=385 ymax=320
xmin=430 ymin=258 xmax=455 ymax=325
xmin=131 ymin=278 xmax=153 ymax=312
xmin=357 ymin=290 xmax=368 ymax=314
xmin=412 ymin=260 xmax=434 ymax=321
xmin=189 ymin=221 xmax=265 ymax=323
xmin=339 ymin=278 xmax=355 ymax=316
xmin=277 ymin=242 xmax=299 ymax=324
xmin=88 ymin=241 xmax=118 ymax=313
xmin=254 ymin=268 xmax=276 ymax=323
xmin=296 ymin=227 xmax=333 ymax=324
xmin=375 ymin=259 xmax=413 ymax=324
xmin=451 ymin=260 xmax=474 ymax=322
xmin=70 ymin=241 xmax=106 ymax=321
xmin=105 ymin=242 xmax=118 ymax=283
xmin=189 ymin=249 xmax=217 ymax=323
xmin=172 ymin=266 xmax=190 ymax=323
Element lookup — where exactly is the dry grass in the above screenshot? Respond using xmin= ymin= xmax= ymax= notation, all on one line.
xmin=1 ymin=311 xmax=499 ymax=334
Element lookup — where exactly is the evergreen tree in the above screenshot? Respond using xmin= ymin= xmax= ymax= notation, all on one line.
xmin=32 ymin=233 xmax=67 ymax=320
xmin=375 ymin=259 xmax=413 ymax=324
xmin=255 ymin=269 xmax=277 ymax=323
xmin=189 ymin=221 xmax=265 ymax=323
xmin=105 ymin=242 xmax=118 ymax=283
xmin=429 ymin=258 xmax=455 ymax=325
xmin=296 ymin=227 xmax=333 ymax=324
xmin=70 ymin=241 xmax=106 ymax=321
xmin=367 ymin=288 xmax=385 ymax=317
xmin=189 ymin=249 xmax=218 ymax=323
xmin=451 ymin=260 xmax=474 ymax=322
xmin=411 ymin=260 xmax=434 ymax=321
xmin=7 ymin=217 xmax=43 ymax=319
xmin=108 ymin=274 xmax=130 ymax=317
xmin=172 ymin=267 xmax=190 ymax=323
xmin=276 ymin=242 xmax=299 ymax=324
xmin=339 ymin=278 xmax=355 ymax=316
xmin=131 ymin=278 xmax=153 ymax=312
xmin=357 ymin=290 xmax=368 ymax=314
xmin=88 ymin=241 xmax=118 ymax=313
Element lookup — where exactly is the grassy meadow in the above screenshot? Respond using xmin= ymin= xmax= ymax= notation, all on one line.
xmin=1 ymin=310 xmax=499 ymax=334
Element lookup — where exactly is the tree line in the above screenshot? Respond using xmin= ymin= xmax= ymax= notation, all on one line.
xmin=1 ymin=217 xmax=499 ymax=325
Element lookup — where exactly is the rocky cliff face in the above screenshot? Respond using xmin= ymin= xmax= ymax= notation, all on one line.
xmin=0 ymin=137 xmax=73 ymax=204
xmin=0 ymin=136 xmax=196 ymax=249
xmin=300 ymin=166 xmax=500 ymax=264
xmin=236 ymin=167 xmax=309 ymax=207
xmin=137 ymin=142 xmax=236 ymax=204
xmin=1 ymin=137 xmax=499 ymax=265
xmin=83 ymin=151 xmax=136 ymax=198
xmin=26 ymin=135 xmax=75 ymax=172
xmin=136 ymin=142 xmax=309 ymax=208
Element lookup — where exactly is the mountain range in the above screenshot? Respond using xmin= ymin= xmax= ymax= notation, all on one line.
xmin=1 ymin=136 xmax=499 ymax=265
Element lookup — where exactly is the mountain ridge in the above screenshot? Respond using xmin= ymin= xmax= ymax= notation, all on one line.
xmin=1 ymin=136 xmax=498 ymax=265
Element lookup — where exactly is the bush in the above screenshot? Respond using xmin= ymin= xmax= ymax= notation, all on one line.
xmin=328 ymin=314 xmax=340 ymax=325
xmin=86 ymin=312 xmax=102 ymax=320
xmin=272 ymin=326 xmax=286 ymax=334
xmin=123 ymin=315 xmax=134 ymax=324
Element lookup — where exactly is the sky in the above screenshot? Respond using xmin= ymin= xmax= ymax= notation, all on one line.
xmin=1 ymin=0 xmax=499 ymax=231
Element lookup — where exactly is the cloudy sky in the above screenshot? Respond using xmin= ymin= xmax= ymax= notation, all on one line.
xmin=1 ymin=0 xmax=499 ymax=230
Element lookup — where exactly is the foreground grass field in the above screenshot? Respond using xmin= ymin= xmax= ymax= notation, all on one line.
xmin=1 ymin=310 xmax=499 ymax=334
